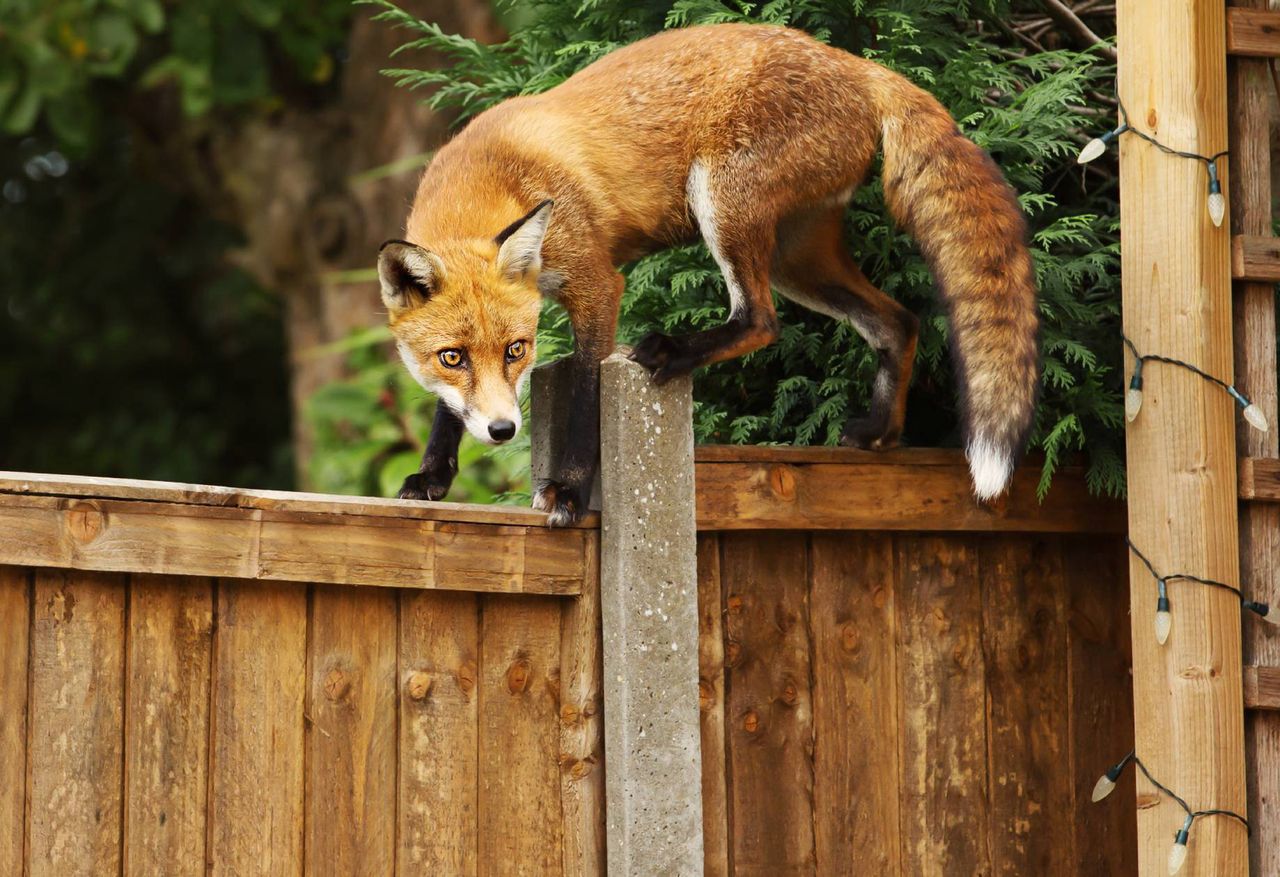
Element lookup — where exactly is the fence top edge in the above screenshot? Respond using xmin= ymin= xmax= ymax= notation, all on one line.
xmin=0 ymin=470 xmax=600 ymax=530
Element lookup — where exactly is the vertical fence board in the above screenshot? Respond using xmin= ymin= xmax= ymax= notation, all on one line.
xmin=980 ymin=537 xmax=1069 ymax=875
xmin=895 ymin=537 xmax=987 ymax=876
xmin=559 ymin=534 xmax=605 ymax=877
xmin=27 ymin=569 xmax=125 ymax=876
xmin=810 ymin=532 xmax=900 ymax=875
xmin=0 ymin=567 xmax=30 ymax=876
xmin=306 ymin=586 xmax=397 ymax=876
xmin=722 ymin=532 xmax=816 ymax=875
xmin=697 ymin=535 xmax=730 ymax=877
xmin=398 ymin=590 xmax=480 ymax=875
xmin=208 ymin=580 xmax=306 ymax=877
xmin=1065 ymin=538 xmax=1137 ymax=875
xmin=124 ymin=574 xmax=213 ymax=876
xmin=478 ymin=595 xmax=563 ymax=875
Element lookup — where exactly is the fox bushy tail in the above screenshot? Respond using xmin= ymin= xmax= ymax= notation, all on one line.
xmin=876 ymin=78 xmax=1040 ymax=500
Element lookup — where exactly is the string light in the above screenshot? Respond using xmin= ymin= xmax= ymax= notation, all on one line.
xmin=1127 ymin=539 xmax=1276 ymax=644
xmin=1091 ymin=750 xmax=1250 ymax=875
xmin=1077 ymin=101 xmax=1229 ymax=226
xmin=1123 ymin=336 xmax=1269 ymax=433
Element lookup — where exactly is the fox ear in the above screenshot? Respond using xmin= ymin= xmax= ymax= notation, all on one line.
xmin=495 ymin=199 xmax=553 ymax=279
xmin=378 ymin=240 xmax=443 ymax=311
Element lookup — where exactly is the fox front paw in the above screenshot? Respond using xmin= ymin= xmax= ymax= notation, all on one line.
xmin=630 ymin=331 xmax=694 ymax=385
xmin=532 ymin=479 xmax=584 ymax=528
xmin=397 ymin=457 xmax=456 ymax=502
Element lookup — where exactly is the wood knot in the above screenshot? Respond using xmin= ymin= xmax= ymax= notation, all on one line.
xmin=457 ymin=661 xmax=477 ymax=698
xmin=726 ymin=595 xmax=743 ymax=612
xmin=724 ymin=639 xmax=743 ymax=667
xmin=779 ymin=682 xmax=799 ymax=706
xmin=872 ymin=587 xmax=888 ymax=609
xmin=742 ymin=710 xmax=760 ymax=733
xmin=560 ymin=703 xmax=580 ymax=725
xmin=507 ymin=659 xmax=531 ymax=694
xmin=66 ymin=502 xmax=105 ymax=543
xmin=768 ymin=465 xmax=797 ymax=500
xmin=841 ymin=623 xmax=860 ymax=654
xmin=406 ymin=671 xmax=432 ymax=701
xmin=323 ymin=668 xmax=350 ymax=702
xmin=699 ymin=679 xmax=715 ymax=711
xmin=1146 ymin=107 xmax=1158 ymax=129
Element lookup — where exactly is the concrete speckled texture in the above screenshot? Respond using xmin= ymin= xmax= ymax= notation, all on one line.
xmin=598 ymin=353 xmax=704 ymax=876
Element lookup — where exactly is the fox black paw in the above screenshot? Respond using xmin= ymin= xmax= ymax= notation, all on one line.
xmin=630 ymin=332 xmax=694 ymax=385
xmin=838 ymin=417 xmax=901 ymax=451
xmin=532 ymin=479 xmax=583 ymax=528
xmin=397 ymin=471 xmax=451 ymax=502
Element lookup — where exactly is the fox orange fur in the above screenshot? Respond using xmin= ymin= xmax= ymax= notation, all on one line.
xmin=378 ymin=23 xmax=1039 ymax=526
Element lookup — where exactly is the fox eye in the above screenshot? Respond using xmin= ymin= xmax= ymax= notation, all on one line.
xmin=439 ymin=349 xmax=464 ymax=368
xmin=506 ymin=340 xmax=526 ymax=362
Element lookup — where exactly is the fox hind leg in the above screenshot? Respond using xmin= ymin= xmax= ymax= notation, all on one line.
xmin=773 ymin=208 xmax=919 ymax=449
xmin=630 ymin=160 xmax=780 ymax=382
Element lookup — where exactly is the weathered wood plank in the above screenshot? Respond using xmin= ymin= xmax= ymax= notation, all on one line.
xmin=208 ymin=580 xmax=306 ymax=877
xmin=721 ymin=532 xmax=816 ymax=875
xmin=27 ymin=569 xmax=125 ymax=876
xmin=1064 ymin=537 xmax=1137 ymax=875
xmin=0 ymin=470 xmax=595 ymax=528
xmin=1231 ymin=235 xmax=1280 ymax=282
xmin=1240 ymin=457 xmax=1280 ymax=501
xmin=0 ymin=567 xmax=30 ymax=877
xmin=1227 ymin=7 xmax=1280 ymax=56
xmin=306 ymin=586 xmax=397 ymax=876
xmin=124 ymin=574 xmax=213 ymax=876
xmin=980 ymin=537 xmax=1070 ymax=875
xmin=1245 ymin=666 xmax=1280 ymax=711
xmin=809 ymin=533 xmax=900 ymax=875
xmin=558 ymin=533 xmax=605 ymax=877
xmin=477 ymin=595 xmax=564 ymax=875
xmin=695 ymin=460 xmax=1124 ymax=533
xmin=0 ymin=494 xmax=585 ymax=595
xmin=695 ymin=445 xmax=964 ymax=465
xmin=1229 ymin=14 xmax=1280 ymax=872
xmin=1118 ymin=1 xmax=1249 ymax=872
xmin=398 ymin=591 xmax=480 ymax=876
xmin=895 ymin=537 xmax=988 ymax=875
xmin=696 ymin=535 xmax=730 ymax=877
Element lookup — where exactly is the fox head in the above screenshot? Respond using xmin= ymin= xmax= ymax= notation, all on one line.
xmin=378 ymin=200 xmax=552 ymax=445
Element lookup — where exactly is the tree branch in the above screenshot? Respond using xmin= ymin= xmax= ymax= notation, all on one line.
xmin=1040 ymin=0 xmax=1117 ymax=61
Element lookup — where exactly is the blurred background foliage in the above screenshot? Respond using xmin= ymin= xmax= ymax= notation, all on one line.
xmin=5 ymin=0 xmax=1233 ymax=504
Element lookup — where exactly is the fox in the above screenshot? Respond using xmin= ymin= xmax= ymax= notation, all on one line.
xmin=378 ymin=23 xmax=1039 ymax=527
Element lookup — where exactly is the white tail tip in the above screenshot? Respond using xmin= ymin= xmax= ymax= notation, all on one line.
xmin=967 ymin=438 xmax=1013 ymax=501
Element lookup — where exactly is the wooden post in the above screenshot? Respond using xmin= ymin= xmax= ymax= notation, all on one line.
xmin=531 ymin=355 xmax=705 ymax=875
xmin=1227 ymin=2 xmax=1279 ymax=872
xmin=1117 ymin=1 xmax=1249 ymax=874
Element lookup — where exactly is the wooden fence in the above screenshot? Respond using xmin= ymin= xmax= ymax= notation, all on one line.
xmin=693 ymin=448 xmax=1137 ymax=875
xmin=0 ymin=444 xmax=1134 ymax=876
xmin=0 ymin=473 xmax=604 ymax=876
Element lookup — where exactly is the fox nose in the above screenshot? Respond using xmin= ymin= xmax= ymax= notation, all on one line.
xmin=488 ymin=419 xmax=516 ymax=442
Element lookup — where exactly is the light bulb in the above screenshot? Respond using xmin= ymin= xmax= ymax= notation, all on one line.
xmin=1077 ymin=138 xmax=1107 ymax=164
xmin=1125 ymin=388 xmax=1143 ymax=422
xmin=1245 ymin=601 xmax=1278 ymax=625
xmin=1091 ymin=773 xmax=1116 ymax=802
xmin=1243 ymin=403 xmax=1269 ymax=432
xmin=1155 ymin=583 xmax=1171 ymax=645
xmin=1207 ymin=191 xmax=1225 ymax=227
xmin=1168 ymin=816 xmax=1193 ymax=875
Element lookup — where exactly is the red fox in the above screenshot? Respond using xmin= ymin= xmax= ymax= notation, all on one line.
xmin=379 ymin=23 xmax=1039 ymax=526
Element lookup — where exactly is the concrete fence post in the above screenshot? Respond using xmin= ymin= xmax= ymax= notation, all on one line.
xmin=531 ymin=354 xmax=705 ymax=875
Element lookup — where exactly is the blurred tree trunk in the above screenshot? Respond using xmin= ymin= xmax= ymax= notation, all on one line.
xmin=209 ymin=0 xmax=500 ymax=485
